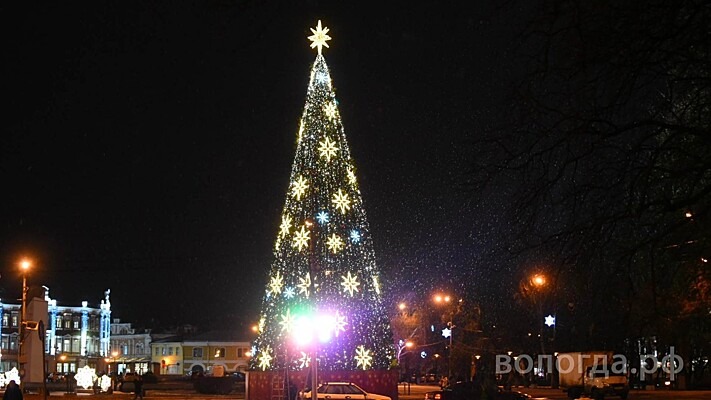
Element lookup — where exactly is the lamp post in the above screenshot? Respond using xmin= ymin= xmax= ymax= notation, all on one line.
xmin=529 ymin=273 xmax=547 ymax=354
xmin=434 ymin=293 xmax=457 ymax=379
xmin=18 ymin=258 xmax=31 ymax=390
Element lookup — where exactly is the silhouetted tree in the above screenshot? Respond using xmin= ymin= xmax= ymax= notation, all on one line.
xmin=469 ymin=0 xmax=711 ymax=381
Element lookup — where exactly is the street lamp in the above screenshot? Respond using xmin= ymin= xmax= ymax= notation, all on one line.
xmin=433 ymin=293 xmax=458 ymax=378
xmin=18 ymin=258 xmax=32 ymax=390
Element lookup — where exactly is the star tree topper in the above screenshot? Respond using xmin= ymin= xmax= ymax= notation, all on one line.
xmin=308 ymin=20 xmax=332 ymax=55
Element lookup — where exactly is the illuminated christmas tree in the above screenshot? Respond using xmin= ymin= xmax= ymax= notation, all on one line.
xmin=252 ymin=21 xmax=393 ymax=372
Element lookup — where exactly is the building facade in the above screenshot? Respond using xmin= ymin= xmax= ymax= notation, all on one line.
xmin=151 ymin=338 xmax=184 ymax=375
xmin=181 ymin=331 xmax=251 ymax=376
xmin=109 ymin=319 xmax=152 ymax=375
xmin=0 ymin=287 xmax=111 ymax=375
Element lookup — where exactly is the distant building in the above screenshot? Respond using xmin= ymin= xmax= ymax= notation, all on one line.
xmin=151 ymin=337 xmax=184 ymax=375
xmin=181 ymin=331 xmax=251 ymax=375
xmin=109 ymin=319 xmax=151 ymax=375
xmin=149 ymin=330 xmax=250 ymax=376
xmin=0 ymin=287 xmax=111 ymax=376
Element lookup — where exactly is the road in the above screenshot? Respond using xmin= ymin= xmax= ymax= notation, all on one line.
xmin=397 ymin=384 xmax=711 ymax=400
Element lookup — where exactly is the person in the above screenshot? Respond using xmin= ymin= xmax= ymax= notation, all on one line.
xmin=3 ymin=380 xmax=23 ymax=400
xmin=133 ymin=375 xmax=144 ymax=400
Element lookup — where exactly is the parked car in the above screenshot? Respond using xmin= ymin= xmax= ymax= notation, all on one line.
xmin=424 ymin=382 xmax=532 ymax=400
xmin=298 ymin=382 xmax=390 ymax=400
xmin=424 ymin=381 xmax=481 ymax=400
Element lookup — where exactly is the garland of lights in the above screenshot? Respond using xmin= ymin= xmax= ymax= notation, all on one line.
xmin=251 ymin=20 xmax=393 ymax=371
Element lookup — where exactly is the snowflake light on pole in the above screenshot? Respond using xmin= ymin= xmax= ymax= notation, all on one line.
xmin=545 ymin=315 xmax=556 ymax=327
xmin=251 ymin=20 xmax=393 ymax=371
xmin=75 ymin=366 xmax=97 ymax=390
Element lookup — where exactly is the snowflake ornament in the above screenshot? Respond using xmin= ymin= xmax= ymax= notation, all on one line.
xmin=292 ymin=225 xmax=310 ymax=251
xmin=318 ymin=136 xmax=339 ymax=162
xmin=341 ymin=271 xmax=360 ymax=296
xmin=350 ymin=230 xmax=361 ymax=243
xmin=316 ymin=211 xmax=330 ymax=224
xmin=355 ymin=345 xmax=373 ymax=370
xmin=332 ymin=189 xmax=351 ymax=214
xmin=280 ymin=309 xmax=296 ymax=333
xmin=324 ymin=102 xmax=337 ymax=121
xmin=269 ymin=272 xmax=284 ymax=295
xmin=334 ymin=310 xmax=347 ymax=336
xmin=279 ymin=215 xmax=292 ymax=237
xmin=258 ymin=346 xmax=273 ymax=371
xmin=327 ymin=233 xmax=344 ymax=253
xmin=347 ymin=168 xmax=357 ymax=186
xmin=299 ymin=352 xmax=311 ymax=369
xmin=298 ymin=273 xmax=311 ymax=297
xmin=292 ymin=176 xmax=309 ymax=200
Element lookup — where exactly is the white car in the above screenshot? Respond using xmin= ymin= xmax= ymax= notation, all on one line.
xmin=298 ymin=382 xmax=391 ymax=400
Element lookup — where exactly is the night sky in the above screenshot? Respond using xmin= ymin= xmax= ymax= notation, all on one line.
xmin=2 ymin=1 xmax=523 ymax=331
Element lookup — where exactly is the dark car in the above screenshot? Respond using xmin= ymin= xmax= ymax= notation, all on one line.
xmin=424 ymin=381 xmax=481 ymax=400
xmin=424 ymin=383 xmax=532 ymax=400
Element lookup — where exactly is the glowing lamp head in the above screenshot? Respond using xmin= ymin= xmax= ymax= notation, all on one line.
xmin=398 ymin=302 xmax=406 ymax=311
xmin=405 ymin=341 xmax=414 ymax=348
xmin=532 ymin=274 xmax=546 ymax=287
xmin=293 ymin=315 xmax=314 ymax=346
xmin=20 ymin=259 xmax=32 ymax=271
xmin=112 ymin=351 xmax=118 ymax=357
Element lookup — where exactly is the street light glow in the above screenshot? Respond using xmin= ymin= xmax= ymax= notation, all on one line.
xmin=19 ymin=258 xmax=32 ymax=271
xmin=532 ymin=273 xmax=546 ymax=287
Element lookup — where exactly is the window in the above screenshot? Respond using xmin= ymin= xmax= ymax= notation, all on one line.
xmin=73 ymin=319 xmax=79 ymax=329
xmin=168 ymin=347 xmax=173 ymax=356
xmin=161 ymin=347 xmax=167 ymax=356
xmin=176 ymin=347 xmax=180 ymax=356
xmin=56 ymin=316 xmax=62 ymax=328
xmin=214 ymin=348 xmax=226 ymax=358
xmin=2 ymin=314 xmax=7 ymax=328
xmin=155 ymin=348 xmax=160 ymax=356
xmin=238 ymin=348 xmax=243 ymax=358
xmin=193 ymin=348 xmax=203 ymax=358
xmin=12 ymin=315 xmax=18 ymax=327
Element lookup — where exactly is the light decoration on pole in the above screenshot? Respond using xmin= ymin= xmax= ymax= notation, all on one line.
xmin=99 ymin=375 xmax=112 ymax=393
xmin=74 ymin=365 xmax=97 ymax=390
xmin=442 ymin=327 xmax=452 ymax=339
xmin=545 ymin=315 xmax=556 ymax=327
xmin=251 ymin=20 xmax=393 ymax=372
xmin=0 ymin=368 xmax=21 ymax=387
